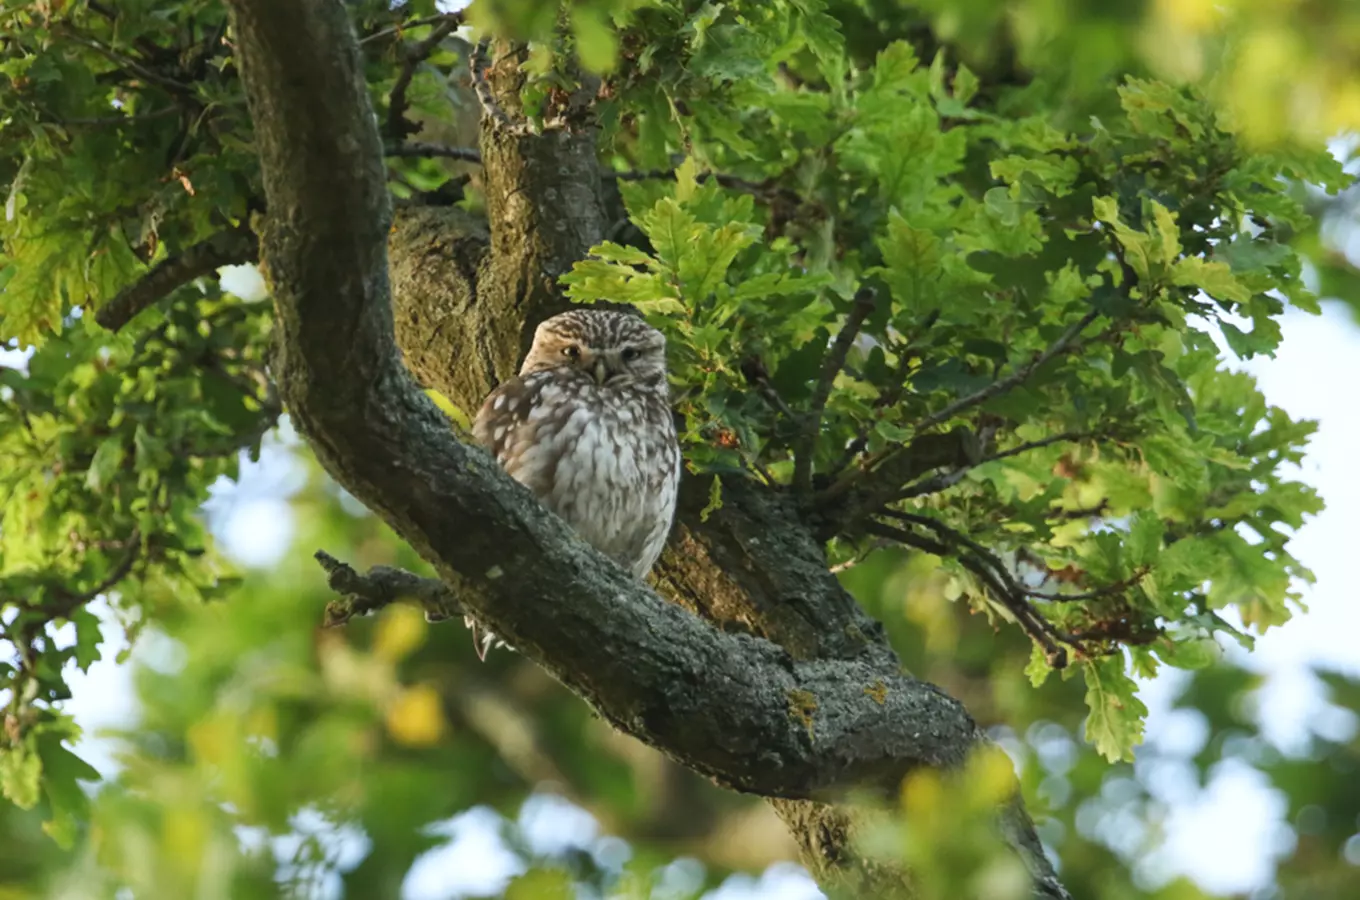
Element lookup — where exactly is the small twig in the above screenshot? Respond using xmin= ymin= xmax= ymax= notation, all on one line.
xmin=824 ymin=307 xmax=1102 ymax=503
xmin=793 ymin=289 xmax=877 ymax=493
xmin=96 ymin=226 xmax=258 ymax=332
xmin=878 ymin=511 xmax=1021 ymax=590
xmin=80 ymin=2 xmax=177 ymax=64
xmin=876 ymin=309 xmax=1101 ymax=466
xmin=33 ymin=531 xmax=143 ymax=620
xmin=59 ymin=30 xmax=197 ymax=97
xmin=739 ymin=356 xmax=799 ymax=430
xmin=828 ymin=313 xmax=938 ymax=478
xmin=611 ymin=168 xmax=806 ymax=206
xmin=58 ymin=107 xmax=180 ymax=128
xmin=867 ymin=515 xmax=1070 ymax=667
xmin=1023 ymin=566 xmax=1151 ymax=603
xmin=314 ymin=551 xmax=459 ymax=627
xmin=386 ymin=15 xmax=461 ymax=141
xmin=895 ymin=468 xmax=971 ymax=501
xmin=985 ymin=431 xmax=1090 ymax=464
xmin=829 ymin=538 xmax=892 ymax=574
xmin=359 ymin=11 xmax=464 ymax=46
xmin=892 ymin=431 xmax=1093 ymax=502
xmin=387 ymin=142 xmax=482 ymax=163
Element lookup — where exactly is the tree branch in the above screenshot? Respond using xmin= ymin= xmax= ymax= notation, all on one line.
xmin=223 ymin=2 xmax=1071 ymax=896
xmin=359 ymin=11 xmax=463 ymax=47
xmin=793 ymin=288 xmax=876 ymax=493
xmin=387 ymin=141 xmax=481 ymax=163
xmin=32 ymin=530 xmax=143 ymax=621
xmin=885 ymin=307 xmax=1101 ymax=455
xmin=314 ymin=551 xmax=457 ymax=626
xmin=385 ymin=14 xmax=461 ymax=141
xmin=57 ymin=29 xmax=197 ymax=97
xmin=825 ymin=306 xmax=1103 ymax=503
xmin=611 ymin=167 xmax=808 ymax=207
xmin=95 ymin=226 xmax=259 ymax=331
xmin=894 ymin=431 xmax=1092 ymax=501
xmin=868 ymin=514 xmax=1072 ymax=667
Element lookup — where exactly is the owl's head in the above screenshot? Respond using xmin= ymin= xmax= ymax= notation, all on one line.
xmin=521 ymin=310 xmax=668 ymax=387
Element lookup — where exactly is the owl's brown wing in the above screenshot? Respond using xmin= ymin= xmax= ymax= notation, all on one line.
xmin=472 ymin=372 xmax=561 ymax=499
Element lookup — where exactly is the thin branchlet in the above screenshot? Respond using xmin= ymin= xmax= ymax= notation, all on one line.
xmin=794 ymin=288 xmax=877 ymax=493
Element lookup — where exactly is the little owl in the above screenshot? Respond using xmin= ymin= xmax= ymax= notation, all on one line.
xmin=466 ymin=309 xmax=682 ymax=659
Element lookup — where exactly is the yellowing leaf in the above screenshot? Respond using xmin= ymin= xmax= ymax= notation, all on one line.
xmin=426 ymin=390 xmax=471 ymax=431
xmin=373 ymin=604 xmax=428 ymax=662
xmin=386 ymin=683 xmax=447 ymax=748
xmin=901 ymin=767 xmax=944 ymax=821
xmin=1172 ymin=257 xmax=1253 ymax=304
xmin=1025 ymin=643 xmax=1051 ymax=687
xmin=0 ymin=743 xmax=41 ymax=808
xmin=700 ymin=475 xmax=722 ymax=522
xmin=674 ymin=156 xmax=701 ymax=203
xmin=1092 ymin=195 xmax=1121 ymax=225
xmin=1150 ymin=201 xmax=1182 ymax=261
xmin=964 ymin=744 xmax=1019 ymax=809
xmin=1082 ymin=657 xmax=1148 ymax=762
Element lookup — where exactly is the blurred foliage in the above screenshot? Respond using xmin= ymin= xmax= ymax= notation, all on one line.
xmin=1 ymin=0 xmax=1359 ymax=898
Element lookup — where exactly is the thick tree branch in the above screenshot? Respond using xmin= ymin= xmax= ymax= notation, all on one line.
xmin=224 ymin=2 xmax=1070 ymax=896
xmin=95 ymin=226 xmax=259 ymax=331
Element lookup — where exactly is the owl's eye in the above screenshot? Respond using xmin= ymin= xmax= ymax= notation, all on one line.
xmin=621 ymin=347 xmax=640 ymax=362
xmin=562 ymin=345 xmax=581 ymax=360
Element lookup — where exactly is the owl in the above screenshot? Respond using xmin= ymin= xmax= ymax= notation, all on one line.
xmin=466 ymin=309 xmax=682 ymax=659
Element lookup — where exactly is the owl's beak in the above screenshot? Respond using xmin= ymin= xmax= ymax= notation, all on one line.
xmin=592 ymin=357 xmax=609 ymax=385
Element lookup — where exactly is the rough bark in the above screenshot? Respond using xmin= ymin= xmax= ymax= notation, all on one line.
xmin=223 ymin=2 xmax=1069 ymax=897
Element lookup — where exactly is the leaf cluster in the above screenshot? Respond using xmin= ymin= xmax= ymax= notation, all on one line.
xmin=562 ymin=5 xmax=1348 ymax=760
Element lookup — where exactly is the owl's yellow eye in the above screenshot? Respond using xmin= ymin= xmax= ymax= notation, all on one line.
xmin=562 ymin=345 xmax=581 ymax=360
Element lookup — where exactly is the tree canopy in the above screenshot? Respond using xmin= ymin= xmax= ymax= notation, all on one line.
xmin=2 ymin=1 xmax=1359 ymax=899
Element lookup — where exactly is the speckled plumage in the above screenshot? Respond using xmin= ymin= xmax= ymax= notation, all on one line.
xmin=467 ymin=309 xmax=681 ymax=658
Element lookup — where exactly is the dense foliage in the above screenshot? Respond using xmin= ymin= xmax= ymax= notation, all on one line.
xmin=2 ymin=1 xmax=1359 ymax=898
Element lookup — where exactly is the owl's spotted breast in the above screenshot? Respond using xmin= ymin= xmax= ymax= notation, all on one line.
xmin=473 ymin=367 xmax=680 ymax=579
xmin=466 ymin=309 xmax=681 ymax=660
